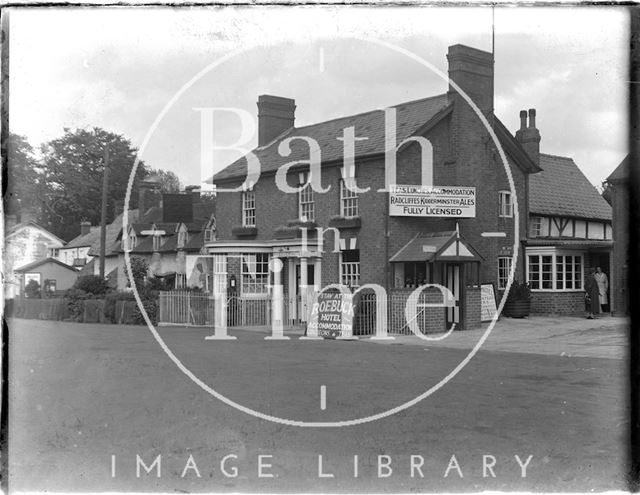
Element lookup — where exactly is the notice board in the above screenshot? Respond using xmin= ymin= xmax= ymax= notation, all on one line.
xmin=306 ymin=292 xmax=354 ymax=339
xmin=480 ymin=283 xmax=498 ymax=322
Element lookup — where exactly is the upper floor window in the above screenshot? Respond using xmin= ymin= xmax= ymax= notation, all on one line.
xmin=152 ymin=235 xmax=162 ymax=251
xmin=242 ymin=190 xmax=256 ymax=227
xmin=298 ymin=172 xmax=314 ymax=222
xmin=498 ymin=191 xmax=513 ymax=218
xmin=49 ymin=248 xmax=60 ymax=258
xmin=529 ymin=217 xmax=542 ymax=238
xmin=340 ymin=178 xmax=359 ymax=218
xmin=126 ymin=233 xmax=137 ymax=250
xmin=204 ymin=228 xmax=214 ymax=243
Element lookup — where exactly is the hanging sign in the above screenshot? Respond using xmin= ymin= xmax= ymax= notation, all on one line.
xmin=389 ymin=185 xmax=476 ymax=218
xmin=306 ymin=292 xmax=355 ymax=339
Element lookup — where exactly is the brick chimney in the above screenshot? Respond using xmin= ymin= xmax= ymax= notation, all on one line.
xmin=138 ymin=175 xmax=162 ymax=218
xmin=447 ymin=44 xmax=494 ymax=115
xmin=80 ymin=221 xmax=91 ymax=236
xmin=257 ymin=95 xmax=296 ymax=147
xmin=515 ymin=108 xmax=541 ymax=166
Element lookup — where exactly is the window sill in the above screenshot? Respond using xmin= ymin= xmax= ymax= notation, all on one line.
xmin=287 ymin=219 xmax=318 ymax=229
xmin=232 ymin=225 xmax=257 ymax=237
xmin=329 ymin=216 xmax=362 ymax=229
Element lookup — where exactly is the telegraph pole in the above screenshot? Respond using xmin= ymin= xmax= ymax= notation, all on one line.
xmin=99 ymin=145 xmax=109 ymax=279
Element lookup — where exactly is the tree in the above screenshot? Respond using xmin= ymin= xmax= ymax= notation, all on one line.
xmin=129 ymin=256 xmax=149 ymax=288
xmin=4 ymin=133 xmax=44 ymax=221
xmin=150 ymin=168 xmax=181 ymax=193
xmin=40 ymin=128 xmax=149 ymax=240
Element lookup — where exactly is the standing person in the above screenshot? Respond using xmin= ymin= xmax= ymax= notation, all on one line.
xmin=594 ymin=266 xmax=609 ymax=313
xmin=585 ymin=268 xmax=600 ymax=319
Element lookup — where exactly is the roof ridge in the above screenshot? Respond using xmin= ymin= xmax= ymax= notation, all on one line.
xmin=292 ymin=93 xmax=449 ymax=133
xmin=539 ymin=152 xmax=573 ymax=160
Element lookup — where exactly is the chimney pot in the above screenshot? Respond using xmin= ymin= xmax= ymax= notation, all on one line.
xmin=519 ymin=110 xmax=527 ymax=130
xmin=528 ymin=108 xmax=537 ymax=129
xmin=80 ymin=221 xmax=91 ymax=236
xmin=257 ymin=95 xmax=296 ymax=147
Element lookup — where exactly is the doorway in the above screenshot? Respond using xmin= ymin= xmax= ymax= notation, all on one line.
xmin=294 ymin=262 xmax=315 ymax=322
xmin=444 ymin=263 xmax=461 ymax=328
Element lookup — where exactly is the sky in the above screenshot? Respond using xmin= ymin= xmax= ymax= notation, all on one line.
xmin=9 ymin=6 xmax=629 ymax=190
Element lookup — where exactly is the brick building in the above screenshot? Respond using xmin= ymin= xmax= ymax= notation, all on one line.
xmin=605 ymin=155 xmax=630 ymax=315
xmin=207 ymin=43 xmax=612 ymax=328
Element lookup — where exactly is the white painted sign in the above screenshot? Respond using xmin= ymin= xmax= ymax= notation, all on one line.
xmin=389 ymin=185 xmax=476 ymax=218
xmin=480 ymin=284 xmax=498 ymax=322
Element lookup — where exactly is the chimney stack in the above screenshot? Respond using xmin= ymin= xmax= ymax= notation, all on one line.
xmin=515 ymin=108 xmax=541 ymax=166
xmin=138 ymin=175 xmax=162 ymax=218
xmin=80 ymin=221 xmax=91 ymax=236
xmin=447 ymin=44 xmax=494 ymax=115
xmin=257 ymin=95 xmax=296 ymax=147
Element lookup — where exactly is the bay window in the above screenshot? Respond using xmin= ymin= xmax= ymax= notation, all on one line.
xmin=527 ymin=250 xmax=583 ymax=291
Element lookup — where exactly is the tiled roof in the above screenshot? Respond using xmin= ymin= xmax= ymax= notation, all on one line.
xmin=65 ymin=227 xmax=101 ymax=249
xmin=185 ymin=231 xmax=204 ymax=251
xmin=213 ymin=94 xmax=451 ymax=182
xmin=130 ymin=237 xmax=155 ymax=254
xmin=389 ymin=231 xmax=455 ymax=263
xmin=529 ymin=154 xmax=612 ymax=221
xmin=606 ymin=154 xmax=629 ymax=183
xmin=88 ymin=209 xmax=139 ymax=257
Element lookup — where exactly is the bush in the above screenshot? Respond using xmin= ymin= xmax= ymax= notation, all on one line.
xmin=63 ymin=288 xmax=93 ymax=321
xmin=73 ymin=275 xmax=109 ymax=295
xmin=25 ymin=279 xmax=41 ymax=299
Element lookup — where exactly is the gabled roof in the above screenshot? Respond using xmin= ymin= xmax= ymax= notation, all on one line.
xmin=389 ymin=230 xmax=483 ymax=263
xmin=5 ymin=221 xmax=66 ymax=245
xmin=606 ymin=154 xmax=629 ymax=183
xmin=213 ymin=94 xmax=452 ymax=183
xmin=65 ymin=226 xmax=101 ymax=249
xmin=87 ymin=209 xmax=139 ymax=257
xmin=530 ymin=154 xmax=612 ymax=221
xmin=14 ymin=257 xmax=79 ymax=273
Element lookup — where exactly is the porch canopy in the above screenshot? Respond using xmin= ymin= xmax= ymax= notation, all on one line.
xmin=389 ymin=231 xmax=483 ymax=263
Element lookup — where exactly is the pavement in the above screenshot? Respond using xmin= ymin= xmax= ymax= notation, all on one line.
xmin=7 ymin=316 xmax=630 ymax=492
xmin=225 ymin=314 xmax=629 ymax=360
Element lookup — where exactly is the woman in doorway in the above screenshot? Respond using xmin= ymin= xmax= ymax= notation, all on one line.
xmin=594 ymin=266 xmax=609 ymax=314
xmin=585 ymin=268 xmax=600 ymax=319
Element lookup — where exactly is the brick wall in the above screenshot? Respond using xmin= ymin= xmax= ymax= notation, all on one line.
xmin=462 ymin=286 xmax=481 ymax=329
xmin=389 ymin=288 xmax=447 ymax=334
xmin=530 ymin=291 xmax=585 ymax=316
xmin=611 ymin=182 xmax=629 ymax=315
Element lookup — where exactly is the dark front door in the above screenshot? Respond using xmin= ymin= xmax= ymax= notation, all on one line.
xmin=444 ymin=263 xmax=461 ymax=328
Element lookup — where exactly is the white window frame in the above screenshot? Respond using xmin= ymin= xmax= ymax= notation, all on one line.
xmin=526 ymin=248 xmax=584 ymax=292
xmin=497 ymin=256 xmax=512 ymax=290
xmin=242 ymin=190 xmax=256 ymax=227
xmin=298 ymin=172 xmax=314 ymax=222
xmin=340 ymin=178 xmax=359 ymax=218
xmin=241 ymin=253 xmax=270 ymax=295
xmin=339 ymin=250 xmax=360 ymax=289
xmin=498 ymin=190 xmax=513 ymax=218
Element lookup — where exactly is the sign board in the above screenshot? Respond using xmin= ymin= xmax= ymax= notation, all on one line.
xmin=306 ymin=292 xmax=354 ymax=339
xmin=389 ymin=185 xmax=476 ymax=218
xmin=480 ymin=283 xmax=498 ymax=322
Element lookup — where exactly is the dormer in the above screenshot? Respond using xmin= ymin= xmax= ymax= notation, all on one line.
xmin=123 ymin=226 xmax=137 ymax=250
xmin=204 ymin=214 xmax=216 ymax=243
xmin=176 ymin=223 xmax=189 ymax=248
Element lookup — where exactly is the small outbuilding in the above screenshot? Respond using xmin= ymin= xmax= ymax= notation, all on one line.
xmin=14 ymin=258 xmax=80 ymax=296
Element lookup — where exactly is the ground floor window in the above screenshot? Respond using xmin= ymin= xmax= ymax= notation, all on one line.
xmin=242 ymin=253 xmax=270 ymax=294
xmin=527 ymin=251 xmax=583 ymax=291
xmin=497 ymin=257 xmax=512 ymax=289
xmin=340 ymin=249 xmax=360 ymax=288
